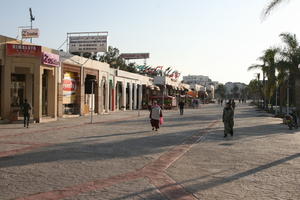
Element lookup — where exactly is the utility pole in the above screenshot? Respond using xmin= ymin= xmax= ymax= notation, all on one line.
xmin=29 ymin=8 xmax=35 ymax=43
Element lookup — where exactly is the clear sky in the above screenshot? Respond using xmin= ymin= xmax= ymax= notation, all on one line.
xmin=1 ymin=0 xmax=300 ymax=84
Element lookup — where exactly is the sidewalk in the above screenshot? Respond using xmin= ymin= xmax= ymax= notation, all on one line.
xmin=0 ymin=104 xmax=299 ymax=200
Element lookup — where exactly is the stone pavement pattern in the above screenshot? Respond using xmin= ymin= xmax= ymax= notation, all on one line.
xmin=0 ymin=104 xmax=299 ymax=200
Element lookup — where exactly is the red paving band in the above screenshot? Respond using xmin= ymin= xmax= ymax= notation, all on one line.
xmin=15 ymin=120 xmax=219 ymax=200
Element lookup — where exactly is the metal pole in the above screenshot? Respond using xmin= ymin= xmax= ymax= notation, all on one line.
xmin=162 ymin=84 xmax=165 ymax=110
xmin=287 ymin=77 xmax=289 ymax=114
xmin=275 ymin=84 xmax=278 ymax=115
xmin=90 ymin=80 xmax=94 ymax=124
xmin=30 ymin=20 xmax=32 ymax=43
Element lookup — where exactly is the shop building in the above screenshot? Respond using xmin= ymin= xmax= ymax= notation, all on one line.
xmin=58 ymin=52 xmax=110 ymax=117
xmin=111 ymin=69 xmax=153 ymax=111
xmin=0 ymin=35 xmax=59 ymax=123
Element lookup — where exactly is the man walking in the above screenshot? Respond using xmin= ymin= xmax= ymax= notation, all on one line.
xmin=150 ymin=101 xmax=163 ymax=131
xmin=21 ymin=99 xmax=31 ymax=128
xmin=223 ymin=102 xmax=234 ymax=137
xmin=178 ymin=101 xmax=185 ymax=115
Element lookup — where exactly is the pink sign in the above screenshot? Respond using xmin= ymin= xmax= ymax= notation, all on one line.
xmin=42 ymin=52 xmax=59 ymax=67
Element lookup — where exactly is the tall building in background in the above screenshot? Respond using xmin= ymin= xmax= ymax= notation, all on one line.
xmin=182 ymin=75 xmax=219 ymax=87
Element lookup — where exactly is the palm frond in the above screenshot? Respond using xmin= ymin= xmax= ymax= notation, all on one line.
xmin=262 ymin=0 xmax=288 ymax=19
xmin=248 ymin=64 xmax=263 ymax=71
xmin=280 ymin=32 xmax=299 ymax=50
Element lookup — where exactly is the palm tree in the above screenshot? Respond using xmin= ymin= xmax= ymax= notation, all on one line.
xmin=263 ymin=0 xmax=289 ymax=18
xmin=277 ymin=33 xmax=300 ymax=113
xmin=248 ymin=47 xmax=280 ymax=108
xmin=248 ymin=79 xmax=263 ymax=103
xmin=215 ymin=84 xmax=226 ymax=99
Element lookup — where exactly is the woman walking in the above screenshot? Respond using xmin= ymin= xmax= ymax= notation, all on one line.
xmin=150 ymin=101 xmax=163 ymax=131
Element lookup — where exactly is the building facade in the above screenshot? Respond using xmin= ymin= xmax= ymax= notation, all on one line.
xmin=0 ymin=35 xmax=59 ymax=122
xmin=0 ymin=35 xmax=195 ymax=123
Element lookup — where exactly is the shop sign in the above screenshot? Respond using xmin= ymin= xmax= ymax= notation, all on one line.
xmin=42 ymin=52 xmax=59 ymax=67
xmin=6 ymin=44 xmax=41 ymax=57
xmin=22 ymin=28 xmax=39 ymax=38
xmin=63 ymin=72 xmax=78 ymax=104
xmin=119 ymin=53 xmax=150 ymax=60
xmin=69 ymin=35 xmax=107 ymax=53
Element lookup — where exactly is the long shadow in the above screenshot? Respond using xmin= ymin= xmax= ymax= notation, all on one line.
xmin=0 ymin=106 xmax=291 ymax=168
xmin=186 ymin=152 xmax=300 ymax=193
xmin=73 ymin=130 xmax=150 ymax=140
xmin=0 ymin=126 xmax=211 ymax=168
xmin=112 ymin=153 xmax=300 ymax=200
xmin=110 ymin=170 xmax=229 ymax=200
xmin=204 ymin=122 xmax=297 ymax=143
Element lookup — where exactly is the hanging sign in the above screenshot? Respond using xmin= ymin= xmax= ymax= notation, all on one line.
xmin=22 ymin=29 xmax=39 ymax=38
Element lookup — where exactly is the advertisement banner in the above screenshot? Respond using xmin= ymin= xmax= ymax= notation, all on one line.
xmin=22 ymin=29 xmax=39 ymax=38
xmin=6 ymin=44 xmax=41 ymax=57
xmin=69 ymin=35 xmax=107 ymax=53
xmin=42 ymin=52 xmax=59 ymax=67
xmin=119 ymin=53 xmax=150 ymax=59
xmin=63 ymin=72 xmax=78 ymax=104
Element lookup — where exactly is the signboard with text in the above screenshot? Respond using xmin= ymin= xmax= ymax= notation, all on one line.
xmin=119 ymin=53 xmax=150 ymax=60
xmin=6 ymin=44 xmax=41 ymax=57
xmin=42 ymin=52 xmax=59 ymax=67
xmin=22 ymin=28 xmax=39 ymax=38
xmin=69 ymin=35 xmax=107 ymax=53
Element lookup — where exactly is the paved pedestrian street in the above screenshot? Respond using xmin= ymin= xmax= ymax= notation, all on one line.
xmin=0 ymin=104 xmax=299 ymax=200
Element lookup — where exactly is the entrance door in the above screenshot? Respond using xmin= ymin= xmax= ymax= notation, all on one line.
xmin=11 ymin=74 xmax=26 ymax=117
xmin=42 ymin=70 xmax=48 ymax=116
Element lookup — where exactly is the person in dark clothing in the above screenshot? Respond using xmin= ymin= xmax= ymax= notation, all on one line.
xmin=223 ymin=103 xmax=234 ymax=137
xmin=231 ymin=99 xmax=236 ymax=110
xmin=178 ymin=101 xmax=185 ymax=115
xmin=150 ymin=101 xmax=163 ymax=131
xmin=21 ymin=99 xmax=31 ymax=128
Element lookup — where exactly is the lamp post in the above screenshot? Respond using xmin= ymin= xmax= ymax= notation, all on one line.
xmin=287 ymin=70 xmax=290 ymax=114
xmin=89 ymin=79 xmax=96 ymax=124
xmin=275 ymin=81 xmax=278 ymax=115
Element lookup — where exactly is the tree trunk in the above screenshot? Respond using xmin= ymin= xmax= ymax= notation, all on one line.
xmin=279 ymin=85 xmax=285 ymax=114
xmin=295 ymin=74 xmax=300 ymax=117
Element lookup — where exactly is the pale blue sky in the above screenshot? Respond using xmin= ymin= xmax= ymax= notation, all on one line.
xmin=1 ymin=0 xmax=300 ymax=84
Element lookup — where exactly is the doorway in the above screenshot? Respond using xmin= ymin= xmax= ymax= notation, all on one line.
xmin=11 ymin=74 xmax=26 ymax=115
xmin=42 ymin=69 xmax=49 ymax=116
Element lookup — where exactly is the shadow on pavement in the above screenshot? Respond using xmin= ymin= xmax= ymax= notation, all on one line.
xmin=185 ymin=152 xmax=300 ymax=193
xmin=111 ymin=153 xmax=300 ymax=200
xmin=0 ymin=126 xmax=210 ymax=168
xmin=73 ymin=130 xmax=150 ymax=140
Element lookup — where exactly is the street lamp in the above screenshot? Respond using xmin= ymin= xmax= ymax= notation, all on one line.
xmin=88 ymin=79 xmax=96 ymax=124
xmin=287 ymin=70 xmax=290 ymax=114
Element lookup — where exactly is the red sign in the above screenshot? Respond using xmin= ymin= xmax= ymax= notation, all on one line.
xmin=63 ymin=79 xmax=77 ymax=92
xmin=6 ymin=43 xmax=42 ymax=57
xmin=42 ymin=52 xmax=59 ymax=67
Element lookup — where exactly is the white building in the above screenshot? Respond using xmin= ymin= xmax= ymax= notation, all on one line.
xmin=224 ymin=82 xmax=247 ymax=97
xmin=183 ymin=75 xmax=212 ymax=86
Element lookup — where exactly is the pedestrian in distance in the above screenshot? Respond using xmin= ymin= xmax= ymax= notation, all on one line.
xmin=21 ymin=99 xmax=31 ymax=128
xmin=223 ymin=102 xmax=234 ymax=137
xmin=179 ymin=101 xmax=185 ymax=115
xmin=221 ymin=99 xmax=223 ymax=106
xmin=231 ymin=99 xmax=236 ymax=110
xmin=150 ymin=101 xmax=163 ymax=131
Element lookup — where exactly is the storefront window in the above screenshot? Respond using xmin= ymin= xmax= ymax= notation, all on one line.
xmin=11 ymin=74 xmax=25 ymax=108
xmin=63 ymin=72 xmax=79 ymax=114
